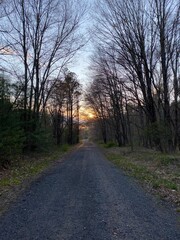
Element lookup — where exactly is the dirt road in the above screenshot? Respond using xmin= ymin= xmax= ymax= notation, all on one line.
xmin=0 ymin=142 xmax=179 ymax=239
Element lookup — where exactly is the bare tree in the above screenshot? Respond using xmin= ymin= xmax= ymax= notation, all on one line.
xmin=152 ymin=0 xmax=180 ymax=151
xmin=1 ymin=0 xmax=86 ymax=148
xmin=49 ymin=70 xmax=81 ymax=145
xmin=93 ymin=0 xmax=160 ymax=146
xmin=2 ymin=0 xmax=85 ymax=116
xmin=91 ymin=0 xmax=179 ymax=152
xmin=63 ymin=71 xmax=81 ymax=144
xmin=89 ymin=47 xmax=129 ymax=146
xmin=48 ymin=79 xmax=66 ymax=145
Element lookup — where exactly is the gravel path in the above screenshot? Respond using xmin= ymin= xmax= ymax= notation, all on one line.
xmin=0 ymin=142 xmax=179 ymax=240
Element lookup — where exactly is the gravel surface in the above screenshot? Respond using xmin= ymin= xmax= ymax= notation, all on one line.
xmin=0 ymin=142 xmax=179 ymax=240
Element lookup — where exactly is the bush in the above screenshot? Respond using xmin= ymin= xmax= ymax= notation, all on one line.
xmin=26 ymin=128 xmax=53 ymax=152
xmin=0 ymin=104 xmax=26 ymax=166
xmin=0 ymin=127 xmax=25 ymax=166
xmin=104 ymin=141 xmax=117 ymax=148
xmin=60 ymin=144 xmax=69 ymax=152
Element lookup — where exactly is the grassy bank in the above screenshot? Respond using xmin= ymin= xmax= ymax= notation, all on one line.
xmin=102 ymin=144 xmax=180 ymax=210
xmin=0 ymin=144 xmax=74 ymax=215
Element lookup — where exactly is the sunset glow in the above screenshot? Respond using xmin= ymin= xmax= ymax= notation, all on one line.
xmin=80 ymin=107 xmax=96 ymax=121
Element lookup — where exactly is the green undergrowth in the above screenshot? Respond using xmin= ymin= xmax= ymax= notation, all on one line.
xmin=108 ymin=154 xmax=177 ymax=190
xmin=102 ymin=145 xmax=180 ymax=207
xmin=0 ymin=144 xmax=72 ymax=188
xmin=102 ymin=141 xmax=118 ymax=148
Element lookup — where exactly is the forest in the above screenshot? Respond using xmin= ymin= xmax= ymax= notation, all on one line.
xmin=0 ymin=0 xmax=84 ymax=167
xmin=0 ymin=0 xmax=179 ymax=169
xmin=86 ymin=0 xmax=180 ymax=153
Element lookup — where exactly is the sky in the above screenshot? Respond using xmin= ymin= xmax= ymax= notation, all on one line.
xmin=68 ymin=0 xmax=95 ymax=90
xmin=69 ymin=48 xmax=92 ymax=88
xmin=0 ymin=0 xmax=96 ymax=119
xmin=69 ymin=0 xmax=96 ymax=117
xmin=69 ymin=47 xmax=93 ymax=117
xmin=69 ymin=44 xmax=95 ymax=119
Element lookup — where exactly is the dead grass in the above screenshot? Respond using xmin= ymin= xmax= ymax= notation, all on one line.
xmin=102 ymin=145 xmax=180 ymax=210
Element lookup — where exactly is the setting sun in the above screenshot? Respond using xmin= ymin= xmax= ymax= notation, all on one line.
xmin=79 ymin=107 xmax=96 ymax=121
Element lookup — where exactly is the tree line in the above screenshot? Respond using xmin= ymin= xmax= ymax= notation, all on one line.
xmin=0 ymin=0 xmax=85 ymax=166
xmin=86 ymin=0 xmax=179 ymax=153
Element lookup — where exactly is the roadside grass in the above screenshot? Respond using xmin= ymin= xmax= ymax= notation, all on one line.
xmin=0 ymin=144 xmax=72 ymax=188
xmin=0 ymin=144 xmax=74 ymax=215
xmin=102 ymin=145 xmax=180 ymax=208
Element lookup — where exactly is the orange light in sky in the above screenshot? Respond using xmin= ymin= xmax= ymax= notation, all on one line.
xmin=80 ymin=107 xmax=96 ymax=121
xmin=88 ymin=112 xmax=95 ymax=119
